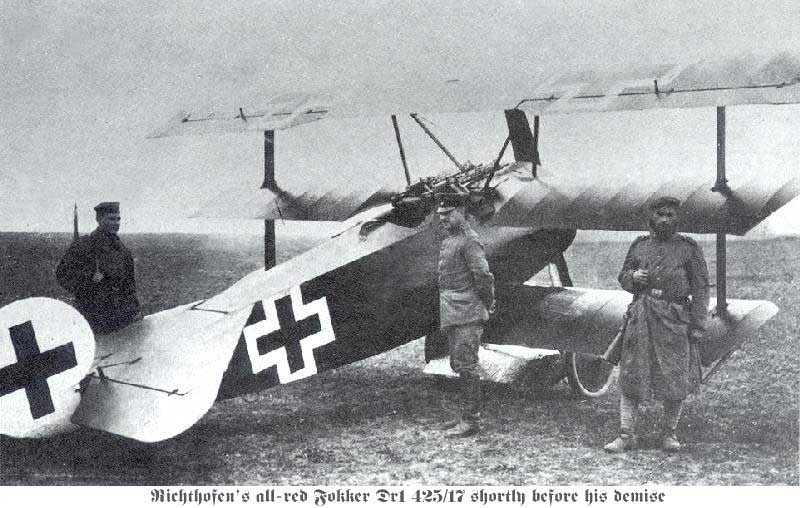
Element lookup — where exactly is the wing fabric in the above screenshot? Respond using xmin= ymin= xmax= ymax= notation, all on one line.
xmin=147 ymin=93 xmax=330 ymax=138
xmin=488 ymin=165 xmax=800 ymax=235
xmin=191 ymin=186 xmax=397 ymax=221
xmin=485 ymin=284 xmax=778 ymax=358
xmin=149 ymin=52 xmax=800 ymax=138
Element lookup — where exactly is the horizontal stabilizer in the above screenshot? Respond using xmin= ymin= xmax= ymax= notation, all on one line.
xmin=72 ymin=303 xmax=249 ymax=442
xmin=488 ymin=165 xmax=799 ymax=235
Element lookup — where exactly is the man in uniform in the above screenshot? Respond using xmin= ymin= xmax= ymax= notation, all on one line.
xmin=604 ymin=196 xmax=709 ymax=453
xmin=436 ymin=195 xmax=495 ymax=438
xmin=56 ymin=201 xmax=141 ymax=334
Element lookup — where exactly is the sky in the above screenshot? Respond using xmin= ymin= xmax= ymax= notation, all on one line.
xmin=1 ymin=0 xmax=798 ymax=234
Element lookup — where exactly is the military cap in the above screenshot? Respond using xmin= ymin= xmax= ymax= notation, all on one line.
xmin=436 ymin=193 xmax=466 ymax=213
xmin=650 ymin=196 xmax=681 ymax=210
xmin=94 ymin=201 xmax=120 ymax=214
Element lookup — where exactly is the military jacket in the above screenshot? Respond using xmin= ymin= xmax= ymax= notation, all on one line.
xmin=438 ymin=224 xmax=495 ymax=328
xmin=56 ymin=228 xmax=140 ymax=334
xmin=618 ymin=233 xmax=709 ymax=331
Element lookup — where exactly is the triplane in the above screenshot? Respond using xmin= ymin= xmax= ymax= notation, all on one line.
xmin=1 ymin=52 xmax=798 ymax=442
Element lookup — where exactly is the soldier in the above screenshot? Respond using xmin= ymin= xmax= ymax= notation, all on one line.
xmin=604 ymin=196 xmax=709 ymax=453
xmin=436 ymin=195 xmax=495 ymax=438
xmin=56 ymin=201 xmax=141 ymax=334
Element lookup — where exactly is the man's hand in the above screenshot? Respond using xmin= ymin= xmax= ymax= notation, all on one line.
xmin=632 ymin=269 xmax=649 ymax=286
xmin=488 ymin=300 xmax=496 ymax=316
xmin=689 ymin=328 xmax=705 ymax=343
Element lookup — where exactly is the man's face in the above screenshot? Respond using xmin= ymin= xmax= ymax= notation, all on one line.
xmin=97 ymin=212 xmax=121 ymax=234
xmin=649 ymin=206 xmax=678 ymax=237
xmin=438 ymin=208 xmax=465 ymax=232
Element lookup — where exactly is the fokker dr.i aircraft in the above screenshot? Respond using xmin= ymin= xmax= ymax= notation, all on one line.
xmin=1 ymin=52 xmax=798 ymax=442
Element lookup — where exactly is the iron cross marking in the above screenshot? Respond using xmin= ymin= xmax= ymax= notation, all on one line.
xmin=0 ymin=320 xmax=77 ymax=419
xmin=256 ymin=295 xmax=321 ymax=374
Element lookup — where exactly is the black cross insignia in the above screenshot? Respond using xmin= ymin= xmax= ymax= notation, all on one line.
xmin=256 ymin=294 xmax=321 ymax=374
xmin=0 ymin=320 xmax=77 ymax=419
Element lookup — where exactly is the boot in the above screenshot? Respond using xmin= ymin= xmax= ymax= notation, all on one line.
xmin=662 ymin=431 xmax=682 ymax=452
xmin=445 ymin=420 xmax=479 ymax=438
xmin=446 ymin=372 xmax=481 ymax=438
xmin=436 ymin=418 xmax=460 ymax=431
xmin=603 ymin=431 xmax=637 ymax=453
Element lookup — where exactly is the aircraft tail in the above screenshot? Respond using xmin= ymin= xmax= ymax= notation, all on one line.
xmin=0 ymin=298 xmax=95 ymax=439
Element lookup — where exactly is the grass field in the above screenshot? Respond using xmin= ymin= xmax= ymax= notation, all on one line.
xmin=0 ymin=232 xmax=797 ymax=485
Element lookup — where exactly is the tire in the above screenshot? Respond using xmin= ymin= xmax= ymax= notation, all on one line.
xmin=564 ymin=352 xmax=616 ymax=398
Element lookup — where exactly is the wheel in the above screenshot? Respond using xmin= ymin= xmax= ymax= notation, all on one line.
xmin=564 ymin=352 xmax=616 ymax=398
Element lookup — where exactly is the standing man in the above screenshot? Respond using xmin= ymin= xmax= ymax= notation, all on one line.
xmin=436 ymin=195 xmax=495 ymax=438
xmin=605 ymin=196 xmax=709 ymax=453
xmin=57 ymin=202 xmax=140 ymax=334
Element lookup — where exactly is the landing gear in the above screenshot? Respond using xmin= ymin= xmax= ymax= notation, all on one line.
xmin=564 ymin=352 xmax=616 ymax=398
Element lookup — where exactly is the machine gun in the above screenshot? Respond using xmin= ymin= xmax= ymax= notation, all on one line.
xmin=389 ymin=161 xmax=505 ymax=226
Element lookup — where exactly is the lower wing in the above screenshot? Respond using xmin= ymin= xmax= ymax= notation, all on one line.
xmin=484 ymin=284 xmax=777 ymax=360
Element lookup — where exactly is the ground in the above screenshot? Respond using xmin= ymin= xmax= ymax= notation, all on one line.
xmin=0 ymin=232 xmax=797 ymax=485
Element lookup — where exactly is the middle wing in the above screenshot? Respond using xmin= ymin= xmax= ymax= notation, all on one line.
xmin=487 ymin=164 xmax=799 ymax=235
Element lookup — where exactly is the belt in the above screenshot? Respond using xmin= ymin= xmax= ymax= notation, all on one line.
xmin=645 ymin=288 xmax=689 ymax=305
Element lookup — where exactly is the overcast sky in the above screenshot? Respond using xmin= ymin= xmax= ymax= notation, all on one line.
xmin=2 ymin=0 xmax=798 ymax=234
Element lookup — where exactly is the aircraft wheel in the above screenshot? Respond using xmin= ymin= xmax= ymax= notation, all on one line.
xmin=565 ymin=352 xmax=616 ymax=398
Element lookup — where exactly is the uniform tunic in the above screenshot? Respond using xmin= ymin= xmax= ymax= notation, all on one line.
xmin=438 ymin=223 xmax=494 ymax=375
xmin=618 ymin=233 xmax=709 ymax=401
xmin=56 ymin=229 xmax=140 ymax=334
xmin=438 ymin=224 xmax=494 ymax=328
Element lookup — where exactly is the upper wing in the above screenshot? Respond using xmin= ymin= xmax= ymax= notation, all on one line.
xmin=149 ymin=52 xmax=800 ymax=138
xmin=487 ymin=164 xmax=799 ymax=235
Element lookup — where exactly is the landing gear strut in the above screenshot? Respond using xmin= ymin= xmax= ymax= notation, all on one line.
xmin=548 ymin=251 xmax=617 ymax=398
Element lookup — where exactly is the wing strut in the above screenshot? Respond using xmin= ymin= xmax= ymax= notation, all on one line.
xmin=262 ymin=130 xmax=276 ymax=270
xmin=72 ymin=204 xmax=79 ymax=241
xmin=712 ymin=107 xmax=729 ymax=314
xmin=391 ymin=115 xmax=412 ymax=185
xmin=504 ymin=109 xmax=541 ymax=176
xmin=410 ymin=113 xmax=462 ymax=169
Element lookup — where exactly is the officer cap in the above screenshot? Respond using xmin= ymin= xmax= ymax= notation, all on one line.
xmin=94 ymin=201 xmax=120 ymax=214
xmin=650 ymin=196 xmax=681 ymax=210
xmin=436 ymin=194 xmax=465 ymax=213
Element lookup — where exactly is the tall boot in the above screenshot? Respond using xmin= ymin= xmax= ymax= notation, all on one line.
xmin=446 ymin=372 xmax=481 ymax=438
xmin=661 ymin=400 xmax=683 ymax=452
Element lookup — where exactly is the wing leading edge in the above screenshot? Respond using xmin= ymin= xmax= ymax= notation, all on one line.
xmin=487 ymin=165 xmax=799 ymax=235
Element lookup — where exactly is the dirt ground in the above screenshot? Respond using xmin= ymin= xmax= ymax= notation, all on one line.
xmin=0 ymin=232 xmax=797 ymax=485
